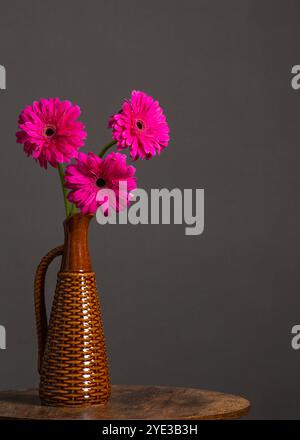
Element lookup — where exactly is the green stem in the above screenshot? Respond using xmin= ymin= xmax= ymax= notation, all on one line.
xmin=99 ymin=140 xmax=117 ymax=158
xmin=58 ymin=164 xmax=70 ymax=218
xmin=70 ymin=203 xmax=77 ymax=215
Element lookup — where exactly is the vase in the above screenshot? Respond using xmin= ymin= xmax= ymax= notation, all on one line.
xmin=34 ymin=213 xmax=111 ymax=407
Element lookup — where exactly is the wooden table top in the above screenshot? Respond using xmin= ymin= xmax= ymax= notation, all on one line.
xmin=0 ymin=385 xmax=250 ymax=420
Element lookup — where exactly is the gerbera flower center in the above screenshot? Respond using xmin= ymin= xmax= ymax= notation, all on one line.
xmin=44 ymin=126 xmax=56 ymax=137
xmin=96 ymin=178 xmax=106 ymax=188
xmin=136 ymin=119 xmax=144 ymax=130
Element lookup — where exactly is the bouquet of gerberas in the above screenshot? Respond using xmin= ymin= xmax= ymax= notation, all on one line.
xmin=16 ymin=91 xmax=170 ymax=217
xmin=15 ymin=91 xmax=169 ymax=408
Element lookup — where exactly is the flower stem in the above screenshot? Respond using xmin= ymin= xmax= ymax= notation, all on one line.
xmin=70 ymin=202 xmax=77 ymax=216
xmin=99 ymin=140 xmax=117 ymax=158
xmin=58 ymin=164 xmax=70 ymax=218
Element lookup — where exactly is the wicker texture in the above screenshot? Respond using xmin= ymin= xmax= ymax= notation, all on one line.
xmin=39 ymin=271 xmax=110 ymax=407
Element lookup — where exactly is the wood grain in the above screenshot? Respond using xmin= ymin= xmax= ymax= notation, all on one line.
xmin=0 ymin=385 xmax=250 ymax=420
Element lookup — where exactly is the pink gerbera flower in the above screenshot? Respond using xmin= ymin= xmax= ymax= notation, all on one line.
xmin=65 ymin=151 xmax=136 ymax=215
xmin=16 ymin=98 xmax=87 ymax=168
xmin=108 ymin=90 xmax=170 ymax=161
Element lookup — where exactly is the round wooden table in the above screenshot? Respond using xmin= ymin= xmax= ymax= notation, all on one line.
xmin=0 ymin=385 xmax=250 ymax=420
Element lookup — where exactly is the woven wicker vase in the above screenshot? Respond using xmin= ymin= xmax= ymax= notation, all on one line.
xmin=34 ymin=213 xmax=111 ymax=407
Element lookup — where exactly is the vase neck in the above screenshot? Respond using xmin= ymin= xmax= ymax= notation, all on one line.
xmin=60 ymin=213 xmax=93 ymax=272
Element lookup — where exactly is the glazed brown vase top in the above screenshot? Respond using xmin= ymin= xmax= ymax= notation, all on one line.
xmin=34 ymin=213 xmax=111 ymax=407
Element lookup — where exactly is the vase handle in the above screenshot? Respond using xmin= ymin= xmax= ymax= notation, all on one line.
xmin=34 ymin=245 xmax=64 ymax=374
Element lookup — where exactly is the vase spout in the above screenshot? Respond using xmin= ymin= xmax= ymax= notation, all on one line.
xmin=60 ymin=213 xmax=93 ymax=272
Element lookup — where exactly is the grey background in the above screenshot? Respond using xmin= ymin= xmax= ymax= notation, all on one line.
xmin=0 ymin=0 xmax=299 ymax=420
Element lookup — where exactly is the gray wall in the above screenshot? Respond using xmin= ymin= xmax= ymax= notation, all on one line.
xmin=0 ymin=0 xmax=299 ymax=420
